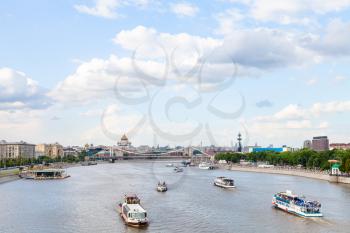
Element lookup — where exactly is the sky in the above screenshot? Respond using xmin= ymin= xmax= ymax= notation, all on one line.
xmin=1 ymin=0 xmax=350 ymax=148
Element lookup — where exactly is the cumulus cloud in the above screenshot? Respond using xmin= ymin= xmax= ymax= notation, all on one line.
xmin=232 ymin=0 xmax=350 ymax=24
xmin=53 ymin=25 xmax=325 ymax=104
xmin=74 ymin=0 xmax=155 ymax=18
xmin=170 ymin=2 xmax=199 ymax=17
xmin=308 ymin=19 xmax=350 ymax=56
xmin=0 ymin=67 xmax=51 ymax=110
xmin=255 ymin=100 xmax=350 ymax=122
xmin=49 ymin=55 xmax=158 ymax=104
xmin=75 ymin=0 xmax=121 ymax=18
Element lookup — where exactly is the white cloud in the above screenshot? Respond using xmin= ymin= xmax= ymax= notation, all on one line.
xmin=50 ymin=55 xmax=159 ymax=104
xmin=245 ymin=0 xmax=350 ymax=24
xmin=214 ymin=8 xmax=244 ymax=36
xmin=334 ymin=75 xmax=347 ymax=83
xmin=74 ymin=0 xmax=156 ymax=18
xmin=306 ymin=78 xmax=318 ymax=85
xmin=310 ymin=19 xmax=350 ymax=56
xmin=0 ymin=67 xmax=51 ymax=110
xmin=255 ymin=100 xmax=350 ymax=123
xmin=170 ymin=2 xmax=199 ymax=17
xmin=75 ymin=0 xmax=121 ymax=18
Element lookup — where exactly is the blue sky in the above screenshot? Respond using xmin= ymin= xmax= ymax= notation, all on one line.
xmin=1 ymin=0 xmax=350 ymax=147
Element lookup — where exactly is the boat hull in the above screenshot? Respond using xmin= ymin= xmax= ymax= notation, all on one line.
xmin=157 ymin=187 xmax=167 ymax=192
xmin=120 ymin=213 xmax=148 ymax=227
xmin=214 ymin=182 xmax=235 ymax=189
xmin=272 ymin=201 xmax=323 ymax=217
xmin=118 ymin=203 xmax=148 ymax=227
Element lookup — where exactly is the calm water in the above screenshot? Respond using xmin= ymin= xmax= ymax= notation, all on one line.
xmin=1 ymin=161 xmax=350 ymax=233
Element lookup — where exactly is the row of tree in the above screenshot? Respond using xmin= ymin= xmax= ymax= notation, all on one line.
xmin=214 ymin=149 xmax=350 ymax=173
xmin=0 ymin=151 xmax=88 ymax=168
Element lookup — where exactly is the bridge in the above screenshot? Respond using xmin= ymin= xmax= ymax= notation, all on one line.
xmin=90 ymin=146 xmax=212 ymax=163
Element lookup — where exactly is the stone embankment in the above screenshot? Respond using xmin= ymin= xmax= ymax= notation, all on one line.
xmin=220 ymin=164 xmax=350 ymax=184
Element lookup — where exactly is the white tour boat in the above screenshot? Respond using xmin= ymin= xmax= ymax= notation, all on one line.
xmin=272 ymin=190 xmax=322 ymax=217
xmin=118 ymin=194 xmax=148 ymax=227
xmin=214 ymin=177 xmax=235 ymax=188
xmin=157 ymin=181 xmax=168 ymax=192
xmin=198 ymin=162 xmax=214 ymax=170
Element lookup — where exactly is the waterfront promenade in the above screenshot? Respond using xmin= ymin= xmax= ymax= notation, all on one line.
xmin=222 ymin=164 xmax=350 ymax=184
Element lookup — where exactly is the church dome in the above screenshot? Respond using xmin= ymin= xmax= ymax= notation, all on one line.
xmin=121 ymin=134 xmax=128 ymax=141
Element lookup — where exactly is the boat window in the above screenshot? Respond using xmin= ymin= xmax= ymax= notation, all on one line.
xmin=130 ymin=212 xmax=146 ymax=219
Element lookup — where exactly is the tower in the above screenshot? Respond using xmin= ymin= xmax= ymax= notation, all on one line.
xmin=237 ymin=132 xmax=242 ymax=152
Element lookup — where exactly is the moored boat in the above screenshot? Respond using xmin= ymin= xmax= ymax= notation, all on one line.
xmin=214 ymin=176 xmax=235 ymax=188
xmin=272 ymin=190 xmax=322 ymax=217
xmin=81 ymin=161 xmax=98 ymax=166
xmin=157 ymin=181 xmax=167 ymax=192
xmin=118 ymin=194 xmax=148 ymax=227
xmin=198 ymin=162 xmax=214 ymax=170
xmin=174 ymin=167 xmax=183 ymax=172
xmin=166 ymin=163 xmax=174 ymax=167
xmin=19 ymin=169 xmax=70 ymax=180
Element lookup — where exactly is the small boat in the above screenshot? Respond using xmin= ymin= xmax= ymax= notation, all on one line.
xmin=272 ymin=190 xmax=322 ymax=217
xmin=118 ymin=194 xmax=148 ymax=227
xmin=174 ymin=167 xmax=183 ymax=172
xmin=19 ymin=169 xmax=70 ymax=180
xmin=81 ymin=161 xmax=98 ymax=166
xmin=166 ymin=163 xmax=174 ymax=167
xmin=157 ymin=181 xmax=167 ymax=192
xmin=198 ymin=162 xmax=214 ymax=170
xmin=214 ymin=177 xmax=235 ymax=189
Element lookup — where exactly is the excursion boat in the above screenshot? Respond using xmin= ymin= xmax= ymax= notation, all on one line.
xmin=118 ymin=194 xmax=148 ymax=227
xmin=174 ymin=167 xmax=183 ymax=172
xmin=198 ymin=162 xmax=214 ymax=170
xmin=214 ymin=177 xmax=235 ymax=188
xmin=166 ymin=163 xmax=174 ymax=167
xmin=272 ymin=190 xmax=322 ymax=217
xmin=157 ymin=181 xmax=168 ymax=192
xmin=20 ymin=169 xmax=70 ymax=180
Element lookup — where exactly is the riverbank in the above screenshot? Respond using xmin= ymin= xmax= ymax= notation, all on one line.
xmin=0 ymin=169 xmax=20 ymax=184
xmin=222 ymin=164 xmax=350 ymax=184
xmin=0 ymin=175 xmax=20 ymax=184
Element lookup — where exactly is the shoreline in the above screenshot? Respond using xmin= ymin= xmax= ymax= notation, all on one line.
xmin=0 ymin=175 xmax=20 ymax=185
xmin=222 ymin=165 xmax=350 ymax=184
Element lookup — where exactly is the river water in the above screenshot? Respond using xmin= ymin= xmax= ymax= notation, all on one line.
xmin=0 ymin=161 xmax=350 ymax=233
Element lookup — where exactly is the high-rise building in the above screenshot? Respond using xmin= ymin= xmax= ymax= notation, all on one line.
xmin=0 ymin=140 xmax=35 ymax=159
xmin=303 ymin=140 xmax=312 ymax=149
xmin=312 ymin=136 xmax=329 ymax=151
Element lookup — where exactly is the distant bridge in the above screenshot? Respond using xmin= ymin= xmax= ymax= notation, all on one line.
xmin=90 ymin=146 xmax=212 ymax=163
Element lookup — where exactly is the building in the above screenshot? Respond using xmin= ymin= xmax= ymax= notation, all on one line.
xmin=312 ymin=136 xmax=329 ymax=152
xmin=113 ymin=134 xmax=135 ymax=157
xmin=0 ymin=140 xmax=35 ymax=159
xmin=35 ymin=143 xmax=64 ymax=158
xmin=330 ymin=143 xmax=350 ymax=150
xmin=303 ymin=140 xmax=312 ymax=149
xmin=251 ymin=147 xmax=291 ymax=153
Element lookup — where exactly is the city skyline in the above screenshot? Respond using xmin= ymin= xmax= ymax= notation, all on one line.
xmin=1 ymin=0 xmax=350 ymax=147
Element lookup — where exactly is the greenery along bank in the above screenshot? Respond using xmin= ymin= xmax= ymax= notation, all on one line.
xmin=214 ymin=149 xmax=350 ymax=173
xmin=0 ymin=151 xmax=88 ymax=168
